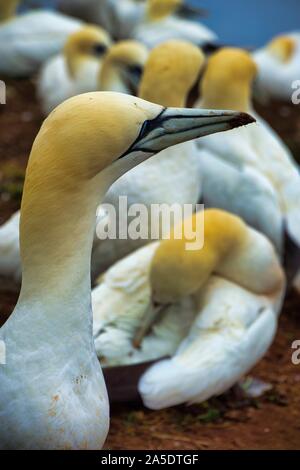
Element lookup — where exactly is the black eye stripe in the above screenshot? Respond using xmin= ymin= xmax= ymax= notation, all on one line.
xmin=128 ymin=64 xmax=143 ymax=77
xmin=118 ymin=108 xmax=167 ymax=159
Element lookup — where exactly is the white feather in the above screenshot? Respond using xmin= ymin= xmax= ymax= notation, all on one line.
xmin=253 ymin=32 xmax=300 ymax=103
xmin=0 ymin=11 xmax=81 ymax=77
xmin=196 ymin=114 xmax=300 ymax=251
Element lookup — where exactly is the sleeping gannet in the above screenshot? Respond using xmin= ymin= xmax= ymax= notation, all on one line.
xmin=253 ymin=33 xmax=300 ymax=103
xmin=0 ymin=92 xmax=252 ymax=449
xmin=58 ymin=0 xmax=217 ymax=47
xmin=0 ymin=0 xmax=82 ymax=77
xmin=38 ymin=26 xmax=111 ymax=115
xmin=195 ymin=48 xmax=300 ymax=255
xmin=91 ymin=40 xmax=206 ymax=274
xmin=92 ymin=209 xmax=285 ymax=409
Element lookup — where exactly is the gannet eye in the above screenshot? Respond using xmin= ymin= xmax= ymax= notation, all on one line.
xmin=93 ymin=43 xmax=108 ymax=56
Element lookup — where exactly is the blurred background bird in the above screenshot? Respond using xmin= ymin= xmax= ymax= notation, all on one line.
xmin=253 ymin=33 xmax=300 ymax=104
xmin=57 ymin=0 xmax=217 ymax=48
xmin=0 ymin=0 xmax=82 ymax=77
xmin=38 ymin=25 xmax=112 ymax=114
xmin=195 ymin=48 xmax=300 ymax=265
xmin=92 ymin=210 xmax=285 ymax=409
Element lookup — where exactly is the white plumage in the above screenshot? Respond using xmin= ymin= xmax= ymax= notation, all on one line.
xmin=197 ymin=113 xmax=300 ymax=254
xmin=58 ymin=0 xmax=217 ymax=47
xmin=253 ymin=32 xmax=300 ymax=103
xmin=92 ymin=141 xmax=202 ymax=275
xmin=92 ymin=223 xmax=285 ymax=409
xmin=133 ymin=13 xmax=217 ymax=49
xmin=38 ymin=26 xmax=111 ymax=115
xmin=0 ymin=10 xmax=82 ymax=77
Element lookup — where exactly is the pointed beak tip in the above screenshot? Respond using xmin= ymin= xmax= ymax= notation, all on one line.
xmin=231 ymin=112 xmax=256 ymax=129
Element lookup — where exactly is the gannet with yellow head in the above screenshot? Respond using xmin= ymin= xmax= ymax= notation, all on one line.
xmin=58 ymin=0 xmax=217 ymax=47
xmin=91 ymin=40 xmax=207 ymax=274
xmin=0 ymin=0 xmax=82 ymax=77
xmin=99 ymin=40 xmax=148 ymax=94
xmin=0 ymin=91 xmax=251 ymax=449
xmin=38 ymin=25 xmax=111 ymax=115
xmin=195 ymin=47 xmax=300 ymax=258
xmin=0 ymin=39 xmax=146 ymax=286
xmin=92 ymin=209 xmax=285 ymax=409
xmin=253 ymin=33 xmax=300 ymax=103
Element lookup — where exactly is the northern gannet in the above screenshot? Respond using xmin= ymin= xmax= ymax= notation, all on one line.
xmin=133 ymin=0 xmax=217 ymax=49
xmin=253 ymin=33 xmax=300 ymax=104
xmin=38 ymin=26 xmax=112 ymax=115
xmin=0 ymin=40 xmax=147 ymax=283
xmin=99 ymin=40 xmax=148 ymax=94
xmin=58 ymin=0 xmax=217 ymax=48
xmin=91 ymin=40 xmax=205 ymax=275
xmin=195 ymin=48 xmax=300 ymax=255
xmin=0 ymin=0 xmax=82 ymax=77
xmin=92 ymin=209 xmax=285 ymax=409
xmin=0 ymin=92 xmax=251 ymax=449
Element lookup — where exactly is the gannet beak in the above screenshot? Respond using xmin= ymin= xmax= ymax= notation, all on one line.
xmin=124 ymin=107 xmax=255 ymax=156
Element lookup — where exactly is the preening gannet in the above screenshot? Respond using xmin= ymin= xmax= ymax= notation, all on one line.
xmin=0 ymin=92 xmax=251 ymax=449
xmin=58 ymin=0 xmax=217 ymax=47
xmin=195 ymin=48 xmax=300 ymax=255
xmin=0 ymin=0 xmax=82 ymax=77
xmin=253 ymin=33 xmax=300 ymax=103
xmin=92 ymin=209 xmax=285 ymax=409
xmin=99 ymin=40 xmax=148 ymax=94
xmin=92 ymin=40 xmax=205 ymax=275
xmin=38 ymin=26 xmax=112 ymax=115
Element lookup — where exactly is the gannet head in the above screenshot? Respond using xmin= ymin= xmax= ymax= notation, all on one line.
xmin=64 ymin=26 xmax=111 ymax=78
xmin=267 ymin=34 xmax=296 ymax=63
xmin=139 ymin=39 xmax=205 ymax=107
xmin=0 ymin=0 xmax=19 ymax=21
xmin=201 ymin=47 xmax=258 ymax=112
xmin=20 ymin=93 xmax=254 ymax=290
xmin=26 ymin=92 xmax=254 ymax=187
xmin=99 ymin=40 xmax=148 ymax=93
xmin=147 ymin=0 xmax=182 ymax=21
xmin=150 ymin=209 xmax=247 ymax=304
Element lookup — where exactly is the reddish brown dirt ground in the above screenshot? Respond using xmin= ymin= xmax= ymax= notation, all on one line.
xmin=0 ymin=79 xmax=300 ymax=450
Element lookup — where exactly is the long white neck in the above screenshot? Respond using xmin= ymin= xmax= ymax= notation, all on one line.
xmin=20 ymin=180 xmax=108 ymax=315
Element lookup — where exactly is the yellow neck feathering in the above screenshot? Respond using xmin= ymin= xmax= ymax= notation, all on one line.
xmin=268 ymin=35 xmax=296 ymax=63
xmin=201 ymin=48 xmax=257 ymax=112
xmin=150 ymin=209 xmax=247 ymax=304
xmin=0 ymin=0 xmax=19 ymax=22
xmin=147 ymin=0 xmax=182 ymax=20
xmin=64 ymin=26 xmax=111 ymax=78
xmin=139 ymin=40 xmax=205 ymax=107
xmin=19 ymin=92 xmax=161 ymax=298
xmin=99 ymin=40 xmax=148 ymax=91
